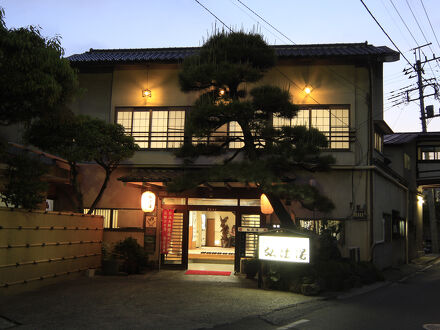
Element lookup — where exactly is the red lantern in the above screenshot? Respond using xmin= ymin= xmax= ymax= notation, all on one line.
xmin=260 ymin=194 xmax=274 ymax=214
xmin=141 ymin=191 xmax=156 ymax=212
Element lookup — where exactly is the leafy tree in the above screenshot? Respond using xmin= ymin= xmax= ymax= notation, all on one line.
xmin=25 ymin=113 xmax=139 ymax=214
xmin=0 ymin=8 xmax=79 ymax=126
xmin=79 ymin=117 xmax=140 ymax=213
xmin=170 ymin=32 xmax=334 ymax=228
xmin=1 ymin=152 xmax=48 ymax=209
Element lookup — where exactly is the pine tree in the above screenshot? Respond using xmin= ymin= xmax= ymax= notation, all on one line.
xmin=170 ymin=31 xmax=334 ymax=228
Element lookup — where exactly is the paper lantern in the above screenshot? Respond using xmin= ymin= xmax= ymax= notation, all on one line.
xmin=141 ymin=191 xmax=156 ymax=212
xmin=260 ymin=194 xmax=274 ymax=214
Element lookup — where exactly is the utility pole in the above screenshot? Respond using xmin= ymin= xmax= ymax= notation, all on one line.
xmin=411 ymin=43 xmax=440 ymax=132
xmin=415 ymin=58 xmax=427 ymax=132
xmin=411 ymin=43 xmax=440 ymax=253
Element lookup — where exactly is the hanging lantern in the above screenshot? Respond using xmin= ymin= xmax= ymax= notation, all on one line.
xmin=141 ymin=191 xmax=156 ymax=212
xmin=260 ymin=194 xmax=274 ymax=215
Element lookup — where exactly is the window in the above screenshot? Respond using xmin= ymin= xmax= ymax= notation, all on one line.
xmin=404 ymin=153 xmax=411 ymax=170
xmin=116 ymin=108 xmax=185 ymax=149
xmin=374 ymin=132 xmax=383 ymax=153
xmin=298 ymin=219 xmax=344 ymax=242
xmin=273 ymin=106 xmax=350 ymax=149
xmin=192 ymin=121 xmax=246 ymax=149
xmin=84 ymin=208 xmax=118 ymax=228
xmin=418 ymin=146 xmax=440 ymax=161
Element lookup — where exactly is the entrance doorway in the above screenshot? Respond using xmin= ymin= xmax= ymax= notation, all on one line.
xmin=187 ymin=210 xmax=236 ymax=272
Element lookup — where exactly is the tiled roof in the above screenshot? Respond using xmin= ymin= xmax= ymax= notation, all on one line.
xmin=384 ymin=132 xmax=440 ymax=145
xmin=384 ymin=133 xmax=420 ymax=145
xmin=67 ymin=43 xmax=399 ymax=64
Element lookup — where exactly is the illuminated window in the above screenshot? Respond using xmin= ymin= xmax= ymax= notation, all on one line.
xmin=418 ymin=146 xmax=440 ymax=161
xmin=404 ymin=153 xmax=411 ymax=170
xmin=116 ymin=108 xmax=185 ymax=149
xmin=273 ymin=106 xmax=350 ymax=149
xmin=84 ymin=208 xmax=118 ymax=228
xmin=192 ymin=121 xmax=247 ymax=149
xmin=374 ymin=132 xmax=383 ymax=153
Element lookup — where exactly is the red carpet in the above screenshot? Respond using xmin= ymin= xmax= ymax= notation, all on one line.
xmin=185 ymin=270 xmax=231 ymax=276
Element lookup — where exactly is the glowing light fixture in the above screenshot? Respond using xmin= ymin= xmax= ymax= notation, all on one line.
xmin=304 ymin=85 xmax=312 ymax=94
xmin=141 ymin=191 xmax=156 ymax=212
xmin=260 ymin=194 xmax=274 ymax=214
xmin=142 ymin=89 xmax=152 ymax=98
xmin=418 ymin=195 xmax=424 ymax=206
xmin=219 ymin=88 xmax=225 ymax=96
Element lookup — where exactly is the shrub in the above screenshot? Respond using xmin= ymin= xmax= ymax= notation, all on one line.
xmin=112 ymin=237 xmax=147 ymax=274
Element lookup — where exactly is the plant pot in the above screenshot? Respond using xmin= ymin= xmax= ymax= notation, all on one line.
xmin=242 ymin=259 xmax=259 ymax=279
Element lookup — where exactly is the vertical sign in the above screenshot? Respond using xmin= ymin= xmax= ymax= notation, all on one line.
xmin=161 ymin=209 xmax=174 ymax=254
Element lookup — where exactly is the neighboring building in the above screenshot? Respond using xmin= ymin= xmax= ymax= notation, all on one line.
xmin=36 ymin=42 xmax=420 ymax=271
xmin=384 ymin=132 xmax=440 ymax=256
xmin=0 ymin=143 xmax=73 ymax=211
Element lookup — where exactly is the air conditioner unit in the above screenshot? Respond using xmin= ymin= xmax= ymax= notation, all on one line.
xmin=349 ymin=247 xmax=360 ymax=263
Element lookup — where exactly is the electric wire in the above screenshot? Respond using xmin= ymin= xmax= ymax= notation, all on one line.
xmin=194 ymin=0 xmax=407 ymax=134
xmin=419 ymin=0 xmax=440 ymax=51
xmin=360 ymin=0 xmax=413 ymax=68
xmin=236 ymin=0 xmax=296 ymax=45
xmin=382 ymin=0 xmax=413 ymax=50
xmin=389 ymin=0 xmax=419 ymax=47
xmin=194 ymin=0 xmax=232 ymax=32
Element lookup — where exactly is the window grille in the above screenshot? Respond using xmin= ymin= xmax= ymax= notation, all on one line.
xmin=116 ymin=108 xmax=185 ymax=149
xmin=84 ymin=209 xmax=118 ymax=228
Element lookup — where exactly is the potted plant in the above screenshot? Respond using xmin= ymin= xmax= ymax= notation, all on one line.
xmin=241 ymin=258 xmax=259 ymax=279
xmin=113 ymin=237 xmax=148 ymax=274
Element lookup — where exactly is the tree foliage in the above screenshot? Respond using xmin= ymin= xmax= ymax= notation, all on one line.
xmin=171 ymin=32 xmax=335 ymax=227
xmin=0 ymin=8 xmax=79 ymax=125
xmin=25 ymin=113 xmax=139 ymax=213
xmin=1 ymin=152 xmax=48 ymax=209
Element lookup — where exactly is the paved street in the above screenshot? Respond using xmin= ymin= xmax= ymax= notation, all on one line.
xmin=211 ymin=259 xmax=440 ymax=330
xmin=1 ymin=257 xmax=439 ymax=330
xmin=0 ymin=270 xmax=317 ymax=330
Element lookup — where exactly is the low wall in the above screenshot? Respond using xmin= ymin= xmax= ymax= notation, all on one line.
xmin=103 ymin=228 xmax=145 ymax=247
xmin=0 ymin=207 xmax=103 ymax=294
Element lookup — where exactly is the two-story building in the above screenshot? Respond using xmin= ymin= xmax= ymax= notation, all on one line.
xmin=61 ymin=42 xmax=421 ymax=272
xmin=384 ymin=132 xmax=440 ymax=256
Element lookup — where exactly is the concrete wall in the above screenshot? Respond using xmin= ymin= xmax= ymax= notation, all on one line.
xmin=0 ymin=207 xmax=103 ymax=294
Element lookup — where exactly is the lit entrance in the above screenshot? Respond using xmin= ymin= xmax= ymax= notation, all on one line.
xmin=187 ymin=210 xmax=236 ymax=272
xmin=159 ymin=197 xmax=264 ymax=272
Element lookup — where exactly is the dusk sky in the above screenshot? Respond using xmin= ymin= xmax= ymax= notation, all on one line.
xmin=2 ymin=0 xmax=440 ymax=132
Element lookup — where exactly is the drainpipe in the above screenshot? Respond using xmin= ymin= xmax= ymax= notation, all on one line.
xmin=368 ymin=62 xmax=374 ymax=262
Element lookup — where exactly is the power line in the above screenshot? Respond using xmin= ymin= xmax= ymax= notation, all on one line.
xmin=360 ymin=0 xmax=413 ymax=68
xmin=406 ymin=0 xmax=430 ymax=47
xmin=419 ymin=0 xmax=440 ymax=51
xmin=381 ymin=0 xmax=413 ymax=49
xmin=235 ymin=0 xmax=296 ymax=45
xmin=193 ymin=0 xmax=232 ymax=32
xmin=389 ymin=0 xmax=420 ymax=47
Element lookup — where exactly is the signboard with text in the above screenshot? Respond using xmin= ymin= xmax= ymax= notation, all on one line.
xmin=161 ymin=209 xmax=174 ymax=254
xmin=258 ymin=235 xmax=310 ymax=263
xmin=238 ymin=227 xmax=268 ymax=233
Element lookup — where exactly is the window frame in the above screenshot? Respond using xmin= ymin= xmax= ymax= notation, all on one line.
xmin=418 ymin=145 xmax=440 ymax=162
xmin=115 ymin=106 xmax=188 ymax=150
xmin=273 ymin=104 xmax=352 ymax=151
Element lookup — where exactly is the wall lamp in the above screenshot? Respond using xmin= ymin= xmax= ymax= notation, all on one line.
xmin=142 ymin=89 xmax=152 ymax=98
xmin=304 ymin=85 xmax=313 ymax=94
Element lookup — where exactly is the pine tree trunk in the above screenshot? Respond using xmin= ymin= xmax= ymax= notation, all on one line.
xmin=87 ymin=168 xmax=112 ymax=215
xmin=266 ymin=193 xmax=296 ymax=229
xmin=70 ymin=162 xmax=83 ymax=213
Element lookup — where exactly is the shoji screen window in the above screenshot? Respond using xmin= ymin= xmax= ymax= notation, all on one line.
xmin=116 ymin=108 xmax=185 ymax=149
